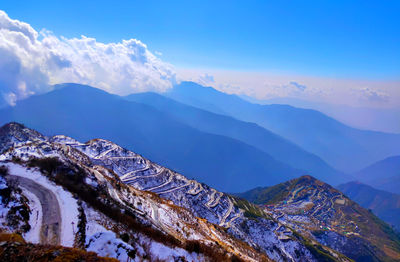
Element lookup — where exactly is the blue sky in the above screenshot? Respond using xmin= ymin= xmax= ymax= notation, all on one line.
xmin=1 ymin=1 xmax=399 ymax=132
xmin=2 ymin=0 xmax=400 ymax=79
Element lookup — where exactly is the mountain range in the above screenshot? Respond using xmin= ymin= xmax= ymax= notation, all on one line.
xmin=1 ymin=122 xmax=400 ymax=261
xmin=166 ymin=81 xmax=400 ymax=173
xmin=125 ymin=92 xmax=347 ymax=185
xmin=353 ymin=155 xmax=400 ymax=194
xmin=338 ymin=181 xmax=400 ymax=232
xmin=0 ymin=83 xmax=303 ymax=192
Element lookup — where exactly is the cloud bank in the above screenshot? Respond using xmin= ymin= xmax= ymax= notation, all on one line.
xmin=0 ymin=10 xmax=176 ymax=106
xmin=177 ymin=68 xmax=400 ymax=109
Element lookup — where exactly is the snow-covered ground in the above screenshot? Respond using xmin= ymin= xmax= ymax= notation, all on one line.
xmin=84 ymin=204 xmax=205 ymax=262
xmin=0 ymin=175 xmax=28 ymax=234
xmin=5 ymin=163 xmax=79 ymax=247
xmin=87 ymin=231 xmax=135 ymax=261
xmin=20 ymin=186 xmax=42 ymax=244
xmin=148 ymin=241 xmax=204 ymax=262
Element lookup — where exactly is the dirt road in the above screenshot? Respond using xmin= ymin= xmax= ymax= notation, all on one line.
xmin=7 ymin=175 xmax=61 ymax=245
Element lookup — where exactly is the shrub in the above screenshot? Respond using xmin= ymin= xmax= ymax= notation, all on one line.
xmin=0 ymin=233 xmax=25 ymax=243
xmin=0 ymin=165 xmax=8 ymax=177
xmin=28 ymin=157 xmax=63 ymax=175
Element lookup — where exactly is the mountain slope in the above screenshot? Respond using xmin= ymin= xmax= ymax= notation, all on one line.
xmin=125 ymin=92 xmax=348 ymax=185
xmin=338 ymin=181 xmax=400 ymax=232
xmin=354 ymin=156 xmax=400 ymax=194
xmin=0 ymin=122 xmax=357 ymax=261
xmin=166 ymin=81 xmax=400 ymax=173
xmin=0 ymin=122 xmax=272 ymax=261
xmin=0 ymin=83 xmax=303 ymax=192
xmin=236 ymin=176 xmax=400 ymax=262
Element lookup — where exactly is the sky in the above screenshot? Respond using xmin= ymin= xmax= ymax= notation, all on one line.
xmin=2 ymin=0 xmax=399 ymax=78
xmin=0 ymin=1 xmax=399 ymax=131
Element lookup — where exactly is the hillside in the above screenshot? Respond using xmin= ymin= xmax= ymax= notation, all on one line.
xmin=338 ymin=181 xmax=400 ymax=232
xmin=166 ymin=81 xmax=400 ymax=173
xmin=354 ymin=156 xmax=400 ymax=194
xmin=125 ymin=92 xmax=348 ymax=185
xmin=236 ymin=176 xmax=400 ymax=262
xmin=0 ymin=122 xmax=358 ymax=261
xmin=0 ymin=122 xmax=272 ymax=261
xmin=0 ymin=83 xmax=303 ymax=192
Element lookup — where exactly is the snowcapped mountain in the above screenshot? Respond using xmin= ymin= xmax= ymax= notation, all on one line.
xmin=1 ymin=122 xmax=397 ymax=261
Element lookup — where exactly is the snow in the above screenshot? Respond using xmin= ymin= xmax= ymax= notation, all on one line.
xmin=85 ymin=177 xmax=98 ymax=188
xmin=0 ymin=175 xmax=26 ymax=233
xmin=21 ymin=186 xmax=42 ymax=244
xmin=5 ymin=163 xmax=79 ymax=247
xmin=87 ymin=232 xmax=134 ymax=261
xmin=85 ymin=206 xmax=135 ymax=261
xmin=149 ymin=242 xmax=203 ymax=262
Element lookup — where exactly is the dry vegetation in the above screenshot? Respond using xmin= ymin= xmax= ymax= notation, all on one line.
xmin=0 ymin=233 xmax=118 ymax=262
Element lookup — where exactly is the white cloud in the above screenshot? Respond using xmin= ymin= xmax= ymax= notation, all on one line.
xmin=358 ymin=87 xmax=389 ymax=103
xmin=263 ymin=81 xmax=310 ymax=98
xmin=0 ymin=10 xmax=176 ymax=106
xmin=197 ymin=73 xmax=215 ymax=86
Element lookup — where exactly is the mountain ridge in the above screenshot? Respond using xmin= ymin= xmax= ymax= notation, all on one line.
xmin=338 ymin=181 xmax=400 ymax=231
xmin=166 ymin=81 xmax=400 ymax=173
xmin=0 ymin=84 xmax=303 ymax=192
xmin=353 ymin=155 xmax=400 ymax=194
xmin=125 ymin=91 xmax=348 ymax=185
xmin=235 ymin=175 xmax=400 ymax=261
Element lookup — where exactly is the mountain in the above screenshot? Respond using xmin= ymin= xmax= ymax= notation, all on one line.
xmin=0 ymin=122 xmax=358 ymax=261
xmin=242 ymin=96 xmax=400 ymax=134
xmin=125 ymin=92 xmax=348 ymax=185
xmin=236 ymin=176 xmax=400 ymax=262
xmin=354 ymin=156 xmax=400 ymax=194
xmin=337 ymin=181 xmax=400 ymax=232
xmin=165 ymin=81 xmax=400 ymax=173
xmin=0 ymin=122 xmax=272 ymax=261
xmin=0 ymin=83 xmax=303 ymax=192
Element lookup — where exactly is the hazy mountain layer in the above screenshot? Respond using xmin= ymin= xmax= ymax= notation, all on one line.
xmin=166 ymin=81 xmax=400 ymax=173
xmin=338 ymin=181 xmax=400 ymax=231
xmin=126 ymin=92 xmax=348 ymax=185
xmin=354 ymin=156 xmax=400 ymax=194
xmin=0 ymin=84 xmax=303 ymax=192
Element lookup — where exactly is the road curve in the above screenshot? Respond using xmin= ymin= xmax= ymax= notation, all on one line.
xmin=7 ymin=175 xmax=62 ymax=245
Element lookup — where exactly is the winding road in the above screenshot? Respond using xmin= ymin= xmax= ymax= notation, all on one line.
xmin=7 ymin=175 xmax=62 ymax=245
